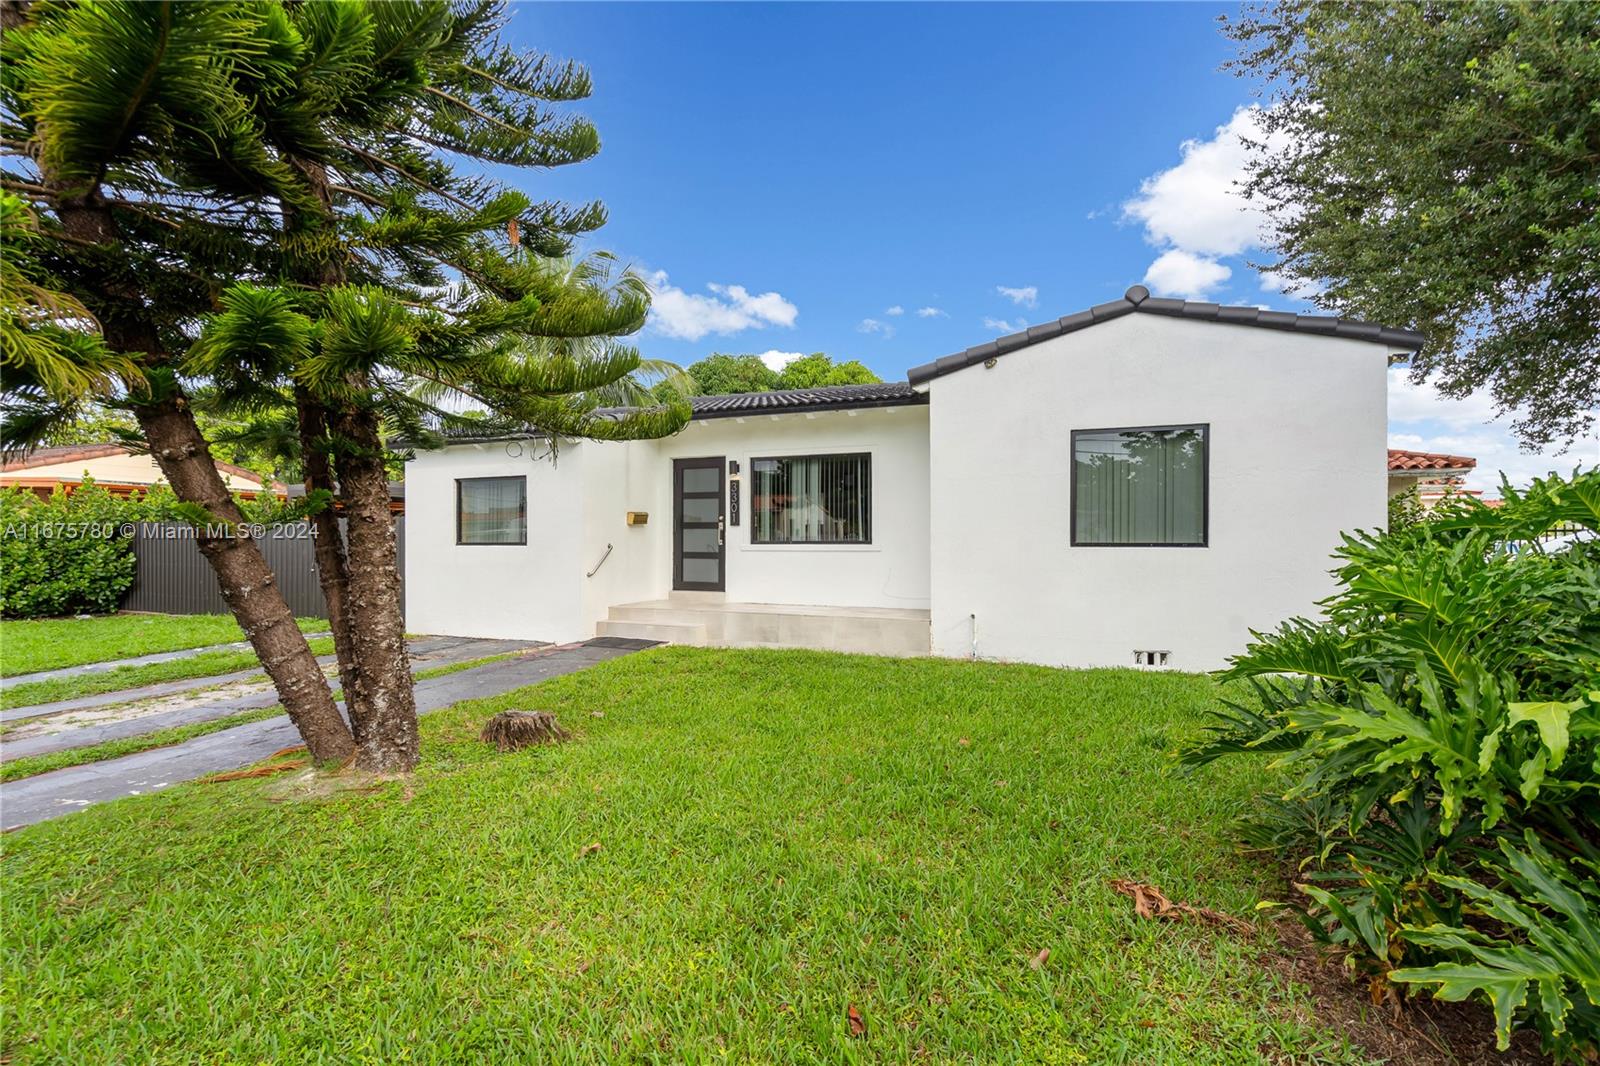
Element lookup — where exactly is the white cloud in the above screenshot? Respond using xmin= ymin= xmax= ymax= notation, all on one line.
xmin=646 ymin=271 xmax=798 ymax=341
xmin=1387 ymin=368 xmax=1502 ymax=431
xmin=1123 ymin=106 xmax=1278 ymax=258
xmin=754 ymin=349 xmax=805 ymax=372
xmin=1142 ymin=250 xmax=1232 ymax=300
xmin=884 ymin=305 xmax=904 ymax=316
xmin=983 ymin=316 xmax=1027 ymax=333
xmin=996 ymin=285 xmax=1038 ymax=308
xmin=1259 ymin=269 xmax=1321 ymax=302
xmin=858 ymin=318 xmax=895 ymax=339
xmin=1386 ymin=368 xmax=1600 ymax=493
xmin=1122 ymin=106 xmax=1297 ymax=301
xmin=916 ymin=306 xmax=947 ymax=318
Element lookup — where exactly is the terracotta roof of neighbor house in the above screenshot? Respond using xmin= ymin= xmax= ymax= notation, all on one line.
xmin=1387 ymin=449 xmax=1478 ymax=473
xmin=1 ymin=443 xmax=130 ymax=471
xmin=0 ymin=442 xmax=279 ymax=488
xmin=907 ymin=285 xmax=1427 ymax=386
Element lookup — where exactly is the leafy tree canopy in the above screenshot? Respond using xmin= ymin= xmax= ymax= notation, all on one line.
xmin=775 ymin=353 xmax=880 ymax=390
xmin=684 ymin=353 xmax=779 ymax=395
xmin=669 ymin=352 xmax=883 ymax=399
xmin=1227 ymin=1 xmax=1600 ymax=449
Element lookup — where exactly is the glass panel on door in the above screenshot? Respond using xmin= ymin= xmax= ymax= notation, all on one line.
xmin=674 ymin=457 xmax=725 ymax=591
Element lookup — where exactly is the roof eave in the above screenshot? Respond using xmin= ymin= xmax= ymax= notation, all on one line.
xmin=908 ymin=285 xmax=1426 ymax=386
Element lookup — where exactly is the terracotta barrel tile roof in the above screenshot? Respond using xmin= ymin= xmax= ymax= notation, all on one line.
xmin=0 ymin=443 xmax=127 ymax=471
xmin=1 ymin=442 xmax=281 ymax=490
xmin=1387 ymin=449 xmax=1477 ymax=472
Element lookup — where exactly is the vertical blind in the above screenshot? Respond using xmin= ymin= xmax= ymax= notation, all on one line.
xmin=1072 ymin=427 xmax=1206 ymax=545
xmin=457 ymin=476 xmax=526 ymax=544
xmin=752 ymin=453 xmax=871 ymax=544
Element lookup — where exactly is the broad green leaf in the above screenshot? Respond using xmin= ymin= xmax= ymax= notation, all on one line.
xmin=1508 ymin=700 xmax=1577 ymax=767
xmin=1389 ymin=963 xmax=1530 ymax=1050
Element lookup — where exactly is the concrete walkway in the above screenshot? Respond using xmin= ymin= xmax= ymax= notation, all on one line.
xmin=0 ymin=634 xmax=516 ymax=725
xmin=0 ymin=637 xmax=658 ymax=830
xmin=0 ymin=634 xmax=332 ymax=692
xmin=1 ymin=637 xmax=543 ymax=757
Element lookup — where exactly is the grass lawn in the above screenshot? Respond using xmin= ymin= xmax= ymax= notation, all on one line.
xmin=0 ymin=637 xmax=339 ymax=711
xmin=0 ymin=613 xmax=326 ymax=677
xmin=0 ymin=647 xmax=1372 ymax=1064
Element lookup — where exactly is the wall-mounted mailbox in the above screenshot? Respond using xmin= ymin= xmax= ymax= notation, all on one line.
xmin=626 ymin=511 xmax=649 ymax=526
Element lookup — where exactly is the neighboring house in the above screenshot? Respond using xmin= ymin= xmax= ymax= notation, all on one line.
xmin=0 ymin=443 xmax=283 ymax=501
xmin=1386 ymin=448 xmax=1484 ymax=508
xmin=285 ymin=481 xmax=407 ymax=515
xmin=406 ymin=285 xmax=1424 ymax=670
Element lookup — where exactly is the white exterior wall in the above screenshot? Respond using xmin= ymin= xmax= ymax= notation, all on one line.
xmin=926 ymin=314 xmax=1393 ymax=670
xmin=577 ymin=439 xmax=666 ymax=632
xmin=406 ymin=406 xmax=931 ymax=641
xmin=636 ymin=407 xmax=931 ymax=614
xmin=404 ymin=440 xmax=589 ymax=642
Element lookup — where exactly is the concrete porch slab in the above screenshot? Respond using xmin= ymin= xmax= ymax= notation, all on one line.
xmin=598 ymin=598 xmax=930 ymax=657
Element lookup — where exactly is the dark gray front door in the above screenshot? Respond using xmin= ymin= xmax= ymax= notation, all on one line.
xmin=673 ymin=456 xmax=725 ymax=591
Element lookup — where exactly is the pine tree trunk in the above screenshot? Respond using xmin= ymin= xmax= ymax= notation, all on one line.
xmin=330 ymin=405 xmax=419 ymax=773
xmin=285 ymin=154 xmax=421 ymax=773
xmin=41 ymin=177 xmax=355 ymax=764
xmin=134 ymin=396 xmax=356 ymax=763
xmin=294 ymin=388 xmax=367 ymax=719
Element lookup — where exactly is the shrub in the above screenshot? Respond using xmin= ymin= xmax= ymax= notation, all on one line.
xmin=0 ymin=480 xmax=170 ymax=618
xmin=1181 ymin=469 xmax=1600 ymax=1060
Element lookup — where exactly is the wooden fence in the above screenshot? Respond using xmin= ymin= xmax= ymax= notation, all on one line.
xmin=120 ymin=518 xmax=404 ymax=619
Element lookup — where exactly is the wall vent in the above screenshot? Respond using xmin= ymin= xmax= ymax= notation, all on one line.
xmin=1133 ymin=650 xmax=1171 ymax=668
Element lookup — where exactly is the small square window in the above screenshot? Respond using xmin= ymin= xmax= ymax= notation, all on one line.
xmin=457 ymin=476 xmax=526 ymax=545
xmin=1071 ymin=425 xmax=1208 ymax=547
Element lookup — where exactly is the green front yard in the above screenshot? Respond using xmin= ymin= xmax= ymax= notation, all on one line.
xmin=1 ymin=648 xmax=1370 ymax=1064
xmin=0 ymin=612 xmax=325 ymax=677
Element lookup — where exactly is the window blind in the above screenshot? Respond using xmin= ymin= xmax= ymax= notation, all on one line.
xmin=457 ymin=476 xmax=526 ymax=545
xmin=751 ymin=453 xmax=871 ymax=544
xmin=1072 ymin=427 xmax=1206 ymax=546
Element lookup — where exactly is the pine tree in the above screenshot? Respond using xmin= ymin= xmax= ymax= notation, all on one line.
xmin=1 ymin=1 xmax=357 ymax=761
xmin=3 ymin=1 xmax=687 ymax=772
xmin=183 ymin=1 xmax=690 ymax=770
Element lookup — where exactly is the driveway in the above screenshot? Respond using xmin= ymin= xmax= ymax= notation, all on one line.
xmin=1 ymin=637 xmax=657 ymax=830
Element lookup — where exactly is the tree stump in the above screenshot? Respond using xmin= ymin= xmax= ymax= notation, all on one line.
xmin=480 ymin=711 xmax=571 ymax=752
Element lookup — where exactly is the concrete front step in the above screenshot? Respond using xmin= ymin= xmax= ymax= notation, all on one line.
xmin=602 ymin=600 xmax=930 ymax=657
xmin=595 ymin=619 xmax=709 ymax=646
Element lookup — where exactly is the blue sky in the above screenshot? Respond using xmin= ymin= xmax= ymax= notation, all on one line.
xmin=506 ymin=3 xmax=1597 ymax=492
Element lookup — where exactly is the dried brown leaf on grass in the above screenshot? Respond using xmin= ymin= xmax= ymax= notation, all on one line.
xmin=1109 ymin=878 xmax=1251 ymax=935
xmin=846 ymin=1003 xmax=867 ymax=1037
xmin=202 ymin=761 xmax=307 ymax=784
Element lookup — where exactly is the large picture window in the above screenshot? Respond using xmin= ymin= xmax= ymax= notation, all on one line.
xmin=456 ymin=476 xmax=526 ymax=545
xmin=1071 ymin=425 xmax=1207 ymax=546
xmin=751 ymin=453 xmax=871 ymax=544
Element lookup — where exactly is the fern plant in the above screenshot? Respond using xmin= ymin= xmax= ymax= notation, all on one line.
xmin=1180 ymin=468 xmax=1600 ymax=1060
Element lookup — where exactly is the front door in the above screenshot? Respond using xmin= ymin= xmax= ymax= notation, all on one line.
xmin=673 ymin=456 xmax=725 ymax=591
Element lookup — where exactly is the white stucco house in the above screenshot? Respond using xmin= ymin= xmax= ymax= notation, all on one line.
xmin=404 ymin=285 xmax=1428 ymax=670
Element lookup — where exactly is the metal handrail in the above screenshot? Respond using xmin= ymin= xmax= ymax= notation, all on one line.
xmin=586 ymin=542 xmax=614 ymax=578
